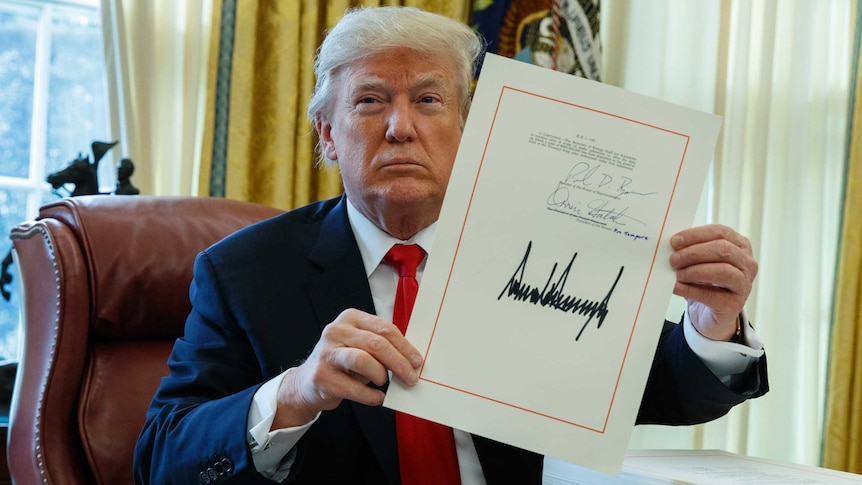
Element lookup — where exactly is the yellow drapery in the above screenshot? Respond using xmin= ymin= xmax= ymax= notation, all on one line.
xmin=823 ymin=26 xmax=862 ymax=473
xmin=198 ymin=0 xmax=472 ymax=210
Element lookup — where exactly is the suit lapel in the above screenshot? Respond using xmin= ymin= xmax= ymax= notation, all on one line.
xmin=305 ymin=196 xmax=399 ymax=484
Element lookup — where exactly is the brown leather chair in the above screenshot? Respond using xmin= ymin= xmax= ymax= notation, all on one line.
xmin=7 ymin=195 xmax=282 ymax=484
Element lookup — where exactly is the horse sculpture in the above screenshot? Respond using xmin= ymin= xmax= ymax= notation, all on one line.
xmin=47 ymin=155 xmax=100 ymax=196
xmin=46 ymin=140 xmax=118 ymax=197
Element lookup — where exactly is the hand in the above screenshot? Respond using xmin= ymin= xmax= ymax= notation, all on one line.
xmin=272 ymin=309 xmax=423 ymax=429
xmin=669 ymin=224 xmax=758 ymax=341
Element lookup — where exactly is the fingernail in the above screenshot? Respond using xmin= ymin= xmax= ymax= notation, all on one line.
xmin=408 ymin=370 xmax=418 ymax=385
xmin=671 ymin=235 xmax=683 ymax=248
xmin=411 ymin=354 xmax=423 ymax=368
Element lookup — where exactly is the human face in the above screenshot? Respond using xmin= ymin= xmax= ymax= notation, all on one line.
xmin=316 ymin=48 xmax=464 ymax=238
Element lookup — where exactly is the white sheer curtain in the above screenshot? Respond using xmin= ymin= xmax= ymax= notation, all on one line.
xmin=100 ymin=0 xmax=213 ymax=196
xmin=602 ymin=0 xmax=853 ymax=467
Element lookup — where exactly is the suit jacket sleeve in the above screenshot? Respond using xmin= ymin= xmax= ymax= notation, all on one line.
xmin=134 ymin=251 xmax=278 ymax=485
xmin=636 ymin=320 xmax=768 ymax=425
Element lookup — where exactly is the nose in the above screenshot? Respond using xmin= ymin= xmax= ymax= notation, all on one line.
xmin=385 ymin=98 xmax=417 ymax=143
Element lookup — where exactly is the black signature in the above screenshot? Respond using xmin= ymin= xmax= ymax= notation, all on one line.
xmin=563 ymin=161 xmax=656 ymax=200
xmin=547 ymin=184 xmax=646 ymax=227
xmin=498 ymin=241 xmax=625 ymax=341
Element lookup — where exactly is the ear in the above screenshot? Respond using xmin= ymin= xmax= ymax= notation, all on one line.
xmin=316 ymin=114 xmax=338 ymax=162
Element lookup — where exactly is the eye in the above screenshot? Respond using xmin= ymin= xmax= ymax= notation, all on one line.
xmin=351 ymin=94 xmax=385 ymax=114
xmin=419 ymin=95 xmax=439 ymax=104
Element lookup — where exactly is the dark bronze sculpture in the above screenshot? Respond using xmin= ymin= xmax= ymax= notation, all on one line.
xmin=47 ymin=156 xmax=100 ymax=196
xmin=115 ymin=158 xmax=140 ymax=195
xmin=45 ymin=140 xmax=140 ymax=197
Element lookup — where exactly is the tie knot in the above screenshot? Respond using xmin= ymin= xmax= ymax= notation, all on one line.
xmin=384 ymin=244 xmax=426 ymax=278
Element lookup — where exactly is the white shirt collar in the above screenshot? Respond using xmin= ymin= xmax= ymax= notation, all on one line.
xmin=345 ymin=198 xmax=436 ymax=277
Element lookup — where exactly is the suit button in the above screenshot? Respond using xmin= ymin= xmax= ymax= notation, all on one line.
xmin=221 ymin=458 xmax=234 ymax=472
xmin=207 ymin=468 xmax=218 ymax=480
xmin=214 ymin=461 xmax=225 ymax=476
xmin=199 ymin=471 xmax=211 ymax=484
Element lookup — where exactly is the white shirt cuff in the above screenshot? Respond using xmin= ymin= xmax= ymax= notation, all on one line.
xmin=247 ymin=368 xmax=320 ymax=481
xmin=682 ymin=308 xmax=765 ymax=378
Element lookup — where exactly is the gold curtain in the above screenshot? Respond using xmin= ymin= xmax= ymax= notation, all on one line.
xmin=198 ymin=0 xmax=472 ymax=210
xmin=822 ymin=29 xmax=862 ymax=473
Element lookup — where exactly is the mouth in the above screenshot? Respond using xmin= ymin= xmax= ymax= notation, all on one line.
xmin=380 ymin=158 xmax=423 ymax=170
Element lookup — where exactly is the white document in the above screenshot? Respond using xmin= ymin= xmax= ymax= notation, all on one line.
xmin=383 ymin=53 xmax=722 ymax=475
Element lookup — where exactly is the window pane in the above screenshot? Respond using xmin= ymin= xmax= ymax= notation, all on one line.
xmin=45 ymin=6 xmax=112 ymax=190
xmin=0 ymin=6 xmax=38 ymax=179
xmin=0 ymin=188 xmax=27 ymax=362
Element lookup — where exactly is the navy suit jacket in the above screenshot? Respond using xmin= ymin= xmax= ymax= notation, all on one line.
xmin=134 ymin=195 xmax=768 ymax=484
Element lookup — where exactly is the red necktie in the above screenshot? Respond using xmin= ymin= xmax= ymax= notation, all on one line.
xmin=383 ymin=244 xmax=461 ymax=485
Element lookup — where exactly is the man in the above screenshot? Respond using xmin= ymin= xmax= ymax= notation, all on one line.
xmin=134 ymin=6 xmax=767 ymax=484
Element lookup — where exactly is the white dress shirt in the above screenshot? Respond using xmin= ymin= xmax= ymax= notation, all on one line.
xmin=246 ymin=198 xmax=765 ymax=482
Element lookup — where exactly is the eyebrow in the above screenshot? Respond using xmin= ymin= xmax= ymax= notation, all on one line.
xmin=348 ymin=73 xmax=451 ymax=97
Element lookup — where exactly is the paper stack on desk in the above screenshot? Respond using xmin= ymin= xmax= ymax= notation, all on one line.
xmin=543 ymin=449 xmax=862 ymax=484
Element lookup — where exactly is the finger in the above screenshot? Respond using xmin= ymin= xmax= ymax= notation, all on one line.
xmin=342 ymin=327 xmax=421 ymax=386
xmin=327 ymin=310 xmax=423 ymax=385
xmin=671 ymin=238 xmax=754 ymax=268
xmin=671 ymin=224 xmax=752 ymax=251
xmin=344 ymin=310 xmax=424 ymax=367
xmin=299 ymin=357 xmax=388 ymax=407
xmin=675 ymin=260 xmax=751 ymax=295
xmin=670 ymin=238 xmax=758 ymax=278
xmin=674 ymin=279 xmax=737 ymax=303
xmin=328 ymin=345 xmax=392 ymax=386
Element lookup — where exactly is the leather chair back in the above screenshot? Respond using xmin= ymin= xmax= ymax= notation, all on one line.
xmin=8 ymin=195 xmax=282 ymax=484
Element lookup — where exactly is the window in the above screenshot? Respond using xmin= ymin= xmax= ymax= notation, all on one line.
xmin=0 ymin=0 xmax=110 ymax=362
